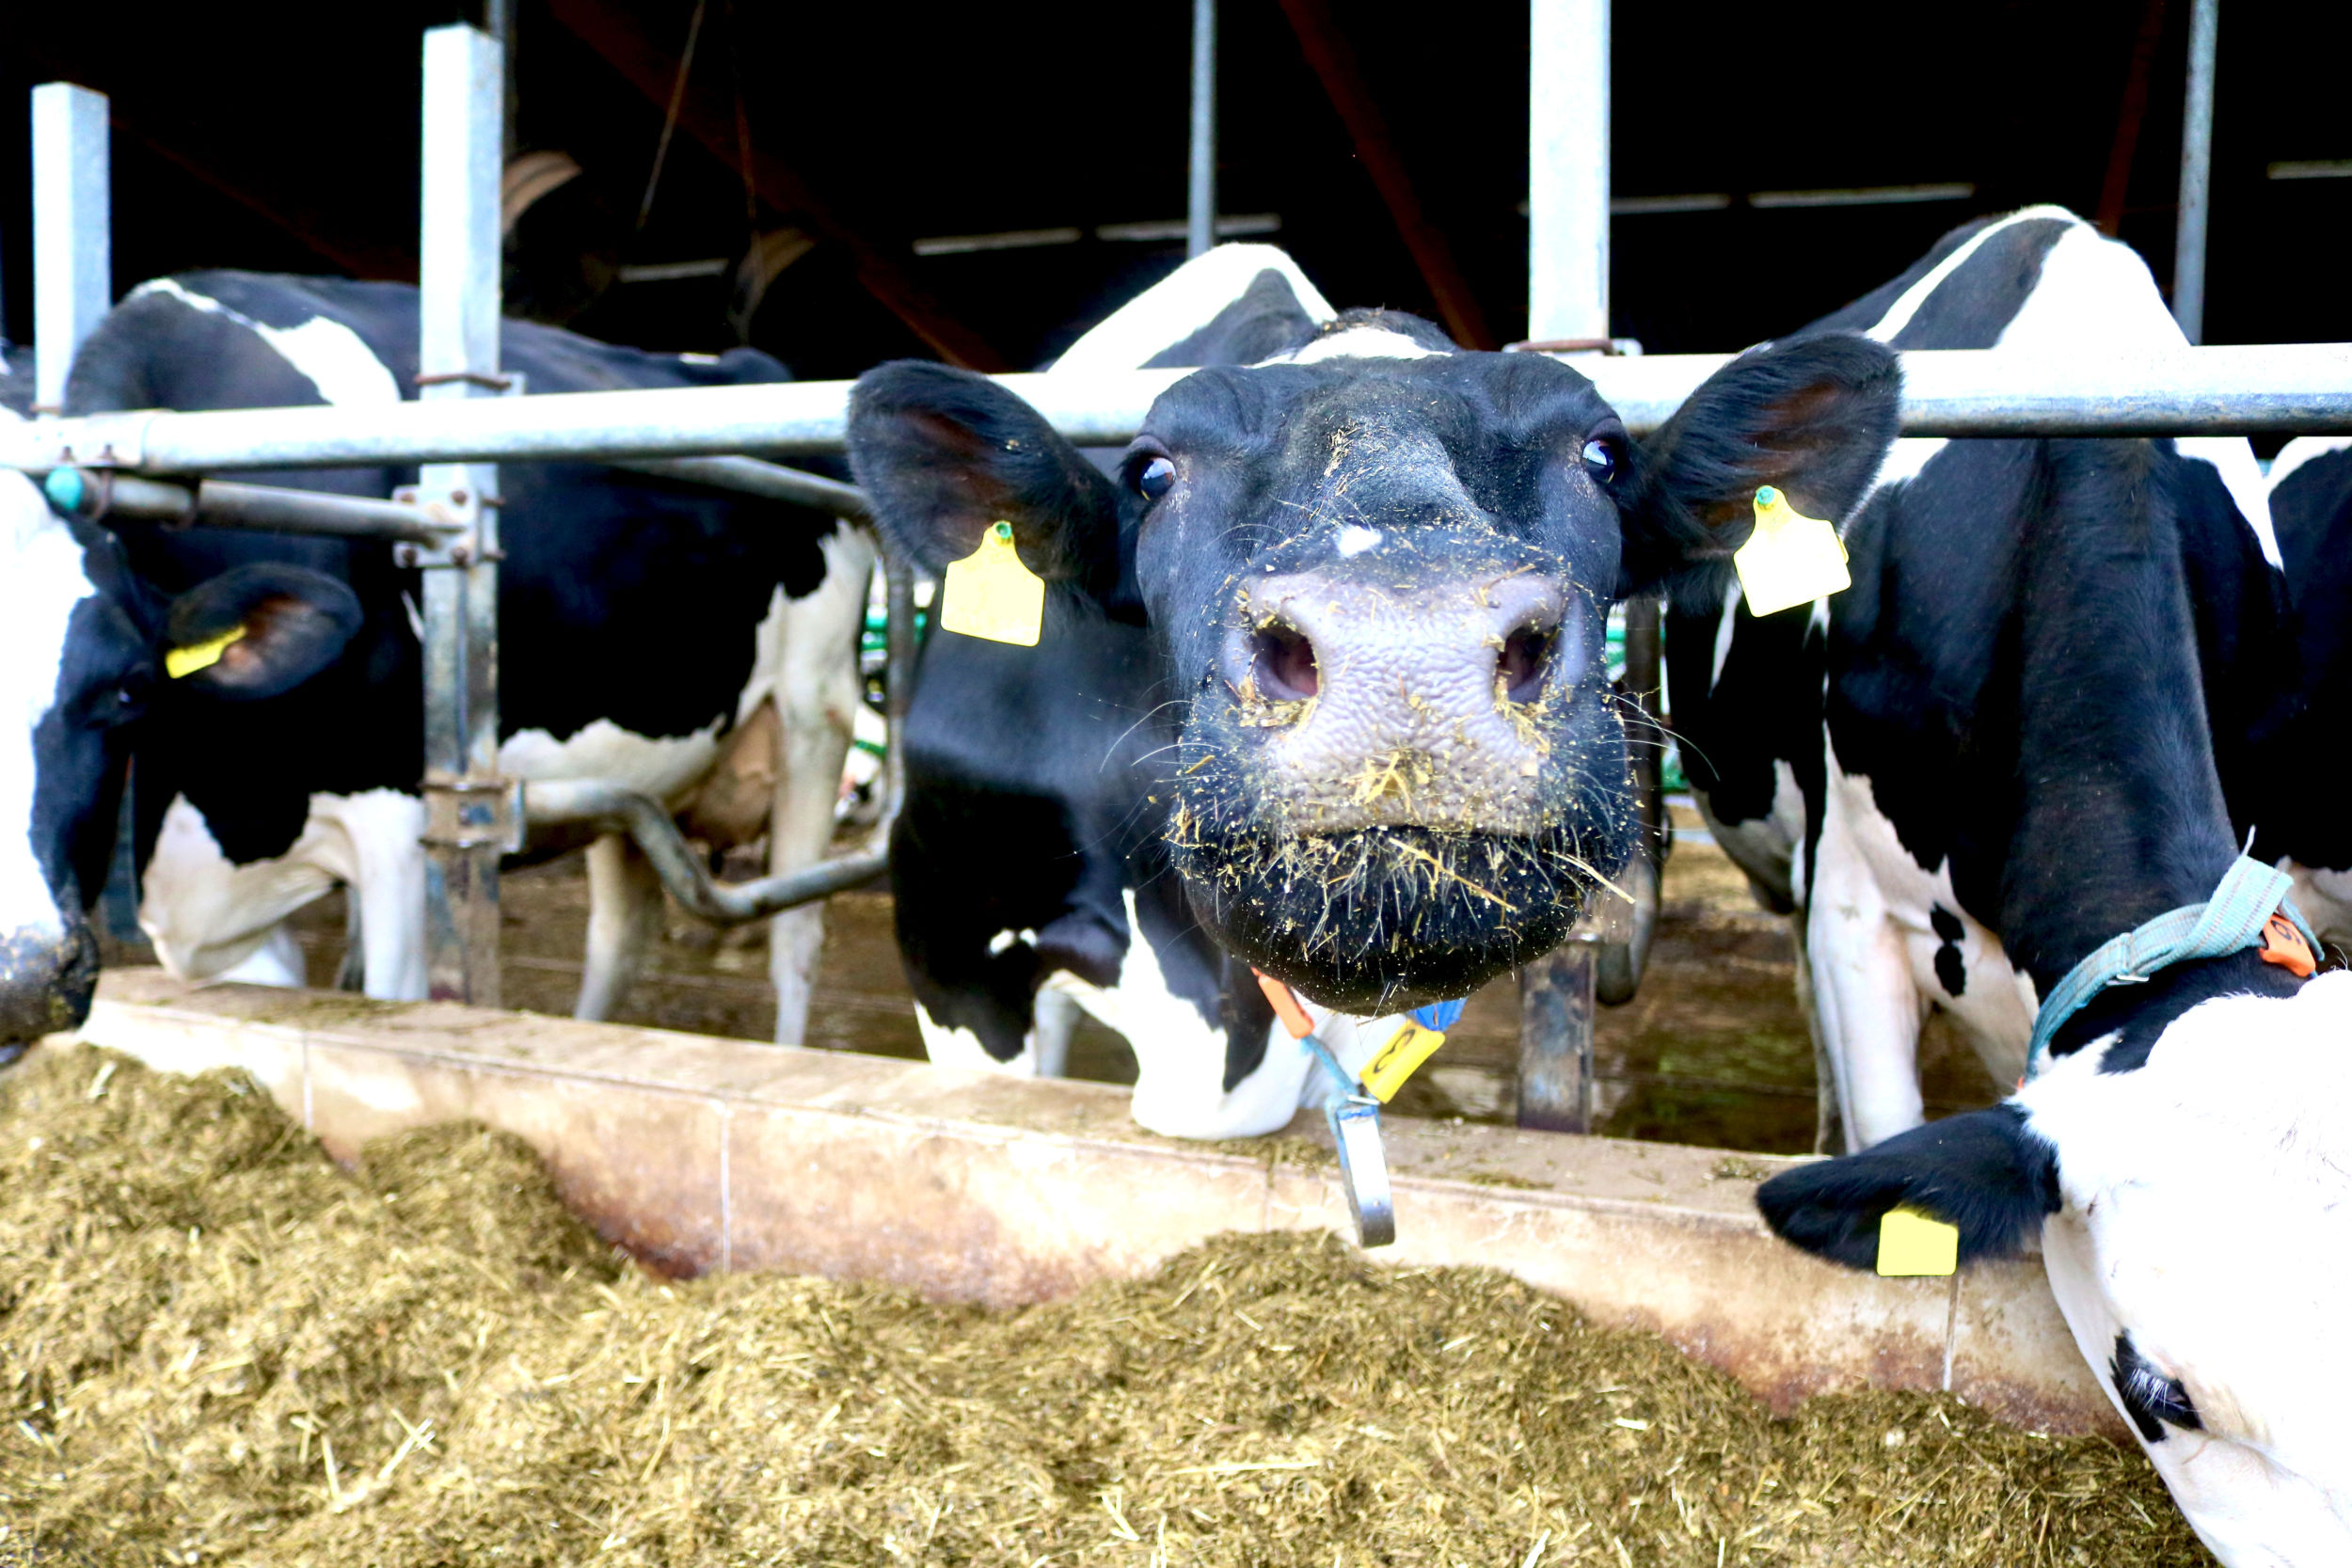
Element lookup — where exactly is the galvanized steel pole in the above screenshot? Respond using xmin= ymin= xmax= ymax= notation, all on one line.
xmin=2173 ymin=0 xmax=2218 ymax=343
xmin=1527 ymin=0 xmax=1609 ymax=344
xmin=30 ymin=83 xmax=110 ymax=415
xmin=1187 ymin=0 xmax=1217 ymax=258
xmin=418 ymin=24 xmax=512 ymax=1006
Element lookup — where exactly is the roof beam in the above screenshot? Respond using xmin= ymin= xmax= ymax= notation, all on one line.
xmin=546 ymin=0 xmax=1006 ymax=370
xmin=1276 ymin=0 xmax=1496 ymax=349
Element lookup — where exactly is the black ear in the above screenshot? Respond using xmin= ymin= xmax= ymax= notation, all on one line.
xmin=163 ymin=564 xmax=363 ymax=702
xmin=847 ymin=360 xmax=1122 ymax=599
xmin=1755 ymin=1104 xmax=2058 ymax=1272
xmin=1620 ymin=332 xmax=1900 ymax=602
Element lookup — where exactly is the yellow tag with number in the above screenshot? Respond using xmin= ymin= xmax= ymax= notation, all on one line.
xmin=165 ymin=626 xmax=246 ymax=679
xmin=1359 ymin=1020 xmax=1447 ymax=1103
xmin=939 ymin=520 xmax=1045 ymax=646
xmin=1876 ymin=1207 xmax=1960 ymax=1276
xmin=1733 ymin=485 xmax=1851 ymax=618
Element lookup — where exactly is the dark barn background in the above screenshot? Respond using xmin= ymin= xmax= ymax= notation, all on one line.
xmin=4 ymin=0 xmax=2346 ymax=384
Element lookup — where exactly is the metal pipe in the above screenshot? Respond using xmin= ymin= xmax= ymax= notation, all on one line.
xmin=612 ymin=454 xmax=870 ymax=518
xmin=31 ymin=83 xmax=111 ymax=415
xmin=1527 ymin=0 xmax=1610 ymax=344
xmin=10 ymin=344 xmax=2352 ymax=478
xmin=1186 ymin=0 xmax=1216 ymax=259
xmin=2173 ymin=0 xmax=2218 ymax=343
xmin=523 ymin=780 xmax=886 ymax=921
xmin=41 ymin=467 xmax=457 ymax=543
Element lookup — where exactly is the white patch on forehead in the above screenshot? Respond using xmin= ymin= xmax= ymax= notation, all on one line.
xmin=1 ymin=463 xmax=97 ymax=937
xmin=1276 ymin=327 xmax=1442 ymax=365
xmin=1334 ymin=525 xmax=1382 ymax=557
xmin=1049 ymin=243 xmax=1337 ymax=377
xmin=132 ymin=278 xmax=402 ymax=406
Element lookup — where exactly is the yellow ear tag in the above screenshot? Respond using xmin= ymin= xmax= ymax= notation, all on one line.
xmin=938 ymin=520 xmax=1045 ymax=647
xmin=1733 ymin=485 xmax=1851 ymax=618
xmin=165 ymin=626 xmax=247 ymax=679
xmin=1875 ymin=1207 xmax=1961 ymax=1276
xmin=1359 ymin=1020 xmax=1447 ymax=1103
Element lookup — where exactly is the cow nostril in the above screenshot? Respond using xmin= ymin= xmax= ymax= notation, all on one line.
xmin=1251 ymin=624 xmax=1320 ymax=701
xmin=1500 ymin=624 xmax=1556 ymax=704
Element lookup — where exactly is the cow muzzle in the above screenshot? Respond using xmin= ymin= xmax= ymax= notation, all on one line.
xmin=1217 ymin=565 xmax=1581 ymax=834
xmin=0 ymin=919 xmax=101 ymax=1056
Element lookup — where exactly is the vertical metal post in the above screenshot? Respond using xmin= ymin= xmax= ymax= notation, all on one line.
xmin=418 ymin=24 xmax=511 ymax=1006
xmin=2172 ymin=0 xmax=2217 ymax=343
xmin=1518 ymin=0 xmax=1613 ymax=1130
xmin=1519 ymin=943 xmax=1596 ymax=1132
xmin=31 ymin=83 xmax=110 ymax=414
xmin=1527 ymin=0 xmax=1608 ymax=342
xmin=484 ymin=0 xmax=518 ymax=161
xmin=1187 ymin=0 xmax=1218 ymax=258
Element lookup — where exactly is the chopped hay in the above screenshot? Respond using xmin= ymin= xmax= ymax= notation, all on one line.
xmin=0 ymin=1047 xmax=2209 ymax=1566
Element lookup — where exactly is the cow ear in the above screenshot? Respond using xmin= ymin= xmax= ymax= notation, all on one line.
xmin=1618 ymin=332 xmax=1900 ymax=602
xmin=1755 ymin=1105 xmax=2058 ymax=1272
xmin=163 ymin=564 xmax=363 ymax=702
xmin=848 ymin=361 xmax=1122 ymax=599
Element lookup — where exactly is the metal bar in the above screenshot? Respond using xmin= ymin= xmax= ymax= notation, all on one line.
xmin=1596 ymin=596 xmax=1662 ymax=1007
xmin=1277 ymin=0 xmax=1494 ymax=348
xmin=41 ymin=467 xmax=457 ymax=543
xmin=31 ymin=82 xmax=111 ymax=415
xmin=417 ymin=24 xmax=509 ymax=1007
xmin=612 ymin=454 xmax=870 ymax=518
xmin=2173 ymin=0 xmax=2218 ymax=342
xmin=1528 ymin=0 xmax=1609 ymax=345
xmin=1187 ymin=0 xmax=1216 ymax=259
xmin=12 ymin=343 xmax=2352 ymax=479
xmin=1518 ymin=942 xmax=1596 ymax=1132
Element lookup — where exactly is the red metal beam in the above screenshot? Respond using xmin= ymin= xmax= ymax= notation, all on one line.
xmin=2095 ymin=0 xmax=2169 ymax=236
xmin=546 ymin=0 xmax=1007 ymax=370
xmin=1275 ymin=0 xmax=1496 ymax=350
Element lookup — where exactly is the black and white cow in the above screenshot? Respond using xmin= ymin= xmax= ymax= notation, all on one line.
xmin=58 ymin=272 xmax=872 ymax=1039
xmin=850 ymin=252 xmax=1900 ymax=1052
xmin=879 ymin=246 xmax=1434 ymax=1137
xmin=2260 ymin=436 xmax=2352 ymax=947
xmin=1666 ymin=206 xmax=2296 ymax=1151
xmin=0 ymin=397 xmax=153 ymax=1054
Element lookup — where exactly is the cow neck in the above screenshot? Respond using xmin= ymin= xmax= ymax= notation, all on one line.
xmin=1994 ymin=441 xmax=2247 ymax=1001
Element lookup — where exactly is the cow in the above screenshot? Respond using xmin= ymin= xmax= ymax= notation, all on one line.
xmin=878 ymin=245 xmax=1439 ymax=1137
xmin=848 ymin=254 xmax=1901 ymax=1061
xmin=1662 ymin=206 xmax=2296 ymax=1152
xmin=57 ymin=272 xmax=873 ymax=1041
xmin=1 ymin=397 xmax=153 ymax=1056
xmin=2259 ymin=436 xmax=2352 ymax=948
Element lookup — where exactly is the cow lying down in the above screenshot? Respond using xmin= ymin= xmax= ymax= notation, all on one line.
xmin=850 ymin=245 xmax=1899 ymax=1134
xmin=63 ymin=273 xmax=872 ymax=1041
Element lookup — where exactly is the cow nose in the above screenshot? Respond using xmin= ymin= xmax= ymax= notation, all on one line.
xmin=0 ymin=919 xmax=101 ymax=1053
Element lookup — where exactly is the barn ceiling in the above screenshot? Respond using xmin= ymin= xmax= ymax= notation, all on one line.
xmin=4 ymin=0 xmax=2346 ymax=383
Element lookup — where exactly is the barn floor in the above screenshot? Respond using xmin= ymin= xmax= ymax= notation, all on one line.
xmin=200 ymin=804 xmax=2003 ymax=1157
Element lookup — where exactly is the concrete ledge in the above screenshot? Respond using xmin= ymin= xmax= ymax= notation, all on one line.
xmin=67 ymin=969 xmax=2117 ymax=1437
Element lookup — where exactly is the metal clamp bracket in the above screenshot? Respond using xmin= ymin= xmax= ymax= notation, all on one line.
xmin=421 ymin=774 xmax=524 ymax=854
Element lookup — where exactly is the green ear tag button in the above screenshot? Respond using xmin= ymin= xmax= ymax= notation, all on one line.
xmin=1734 ymin=485 xmax=1851 ymax=618
xmin=939 ymin=520 xmax=1045 ymax=646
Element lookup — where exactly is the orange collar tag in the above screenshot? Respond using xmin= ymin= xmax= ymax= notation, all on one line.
xmin=2259 ymin=913 xmax=2316 ymax=978
xmin=1253 ymin=970 xmax=1316 ymax=1039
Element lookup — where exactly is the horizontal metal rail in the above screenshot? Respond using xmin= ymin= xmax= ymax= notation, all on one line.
xmin=612 ymin=454 xmax=871 ymax=518
xmin=7 ymin=344 xmax=2351 ymax=478
xmin=43 ymin=467 xmax=459 ymax=543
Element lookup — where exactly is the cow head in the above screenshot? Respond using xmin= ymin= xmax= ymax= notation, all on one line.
xmin=1 ymin=461 xmax=366 ymax=1054
xmin=851 ymin=321 xmax=1898 ymax=1008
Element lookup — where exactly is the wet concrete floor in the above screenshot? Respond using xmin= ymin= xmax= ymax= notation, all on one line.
xmin=193 ymin=804 xmax=2004 ymax=1157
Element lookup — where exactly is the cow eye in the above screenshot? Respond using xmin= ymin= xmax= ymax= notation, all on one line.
xmin=1581 ymin=436 xmax=1620 ymax=484
xmin=1136 ymin=455 xmax=1176 ymax=500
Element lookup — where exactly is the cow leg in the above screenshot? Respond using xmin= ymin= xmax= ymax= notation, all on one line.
xmin=765 ymin=524 xmax=877 ymax=1044
xmin=1804 ymin=827 xmax=1927 ymax=1153
xmin=215 ymin=923 xmax=309 ymax=987
xmin=334 ymin=890 xmax=367 ymax=992
xmin=577 ymin=832 xmax=663 ymax=1022
xmin=1789 ymin=915 xmax=1844 ymax=1155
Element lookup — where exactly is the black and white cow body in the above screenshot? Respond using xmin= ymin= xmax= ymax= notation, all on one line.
xmin=1667 ymin=207 xmax=2293 ymax=1150
xmin=2259 ymin=436 xmax=2352 ymax=946
xmin=62 ymin=273 xmax=874 ymax=1037
xmin=851 ymin=253 xmax=1901 ymax=1067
